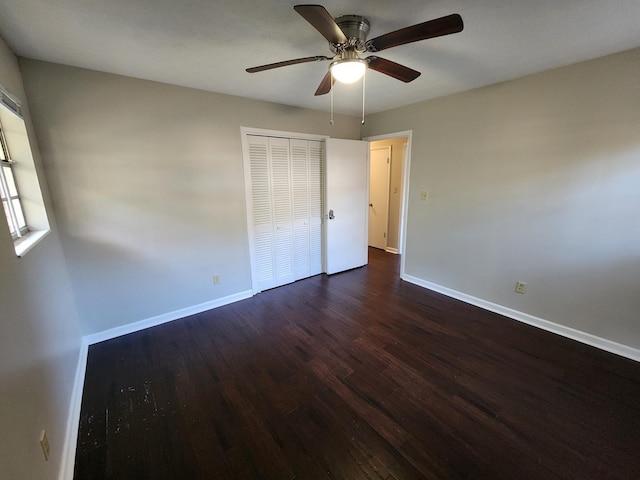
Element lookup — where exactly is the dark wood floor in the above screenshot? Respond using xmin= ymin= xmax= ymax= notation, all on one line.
xmin=75 ymin=248 xmax=640 ymax=479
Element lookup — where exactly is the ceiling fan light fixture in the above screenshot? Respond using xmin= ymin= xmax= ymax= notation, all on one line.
xmin=330 ymin=58 xmax=367 ymax=84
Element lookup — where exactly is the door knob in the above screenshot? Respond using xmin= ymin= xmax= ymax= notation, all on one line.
xmin=369 ymin=203 xmax=373 ymax=207
xmin=328 ymin=209 xmax=335 ymax=220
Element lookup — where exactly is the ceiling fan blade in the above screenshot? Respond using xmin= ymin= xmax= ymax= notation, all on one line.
xmin=314 ymin=71 xmax=333 ymax=96
xmin=246 ymin=55 xmax=330 ymax=73
xmin=367 ymin=13 xmax=463 ymax=52
xmin=367 ymin=57 xmax=421 ymax=83
xmin=294 ymin=4 xmax=348 ymax=44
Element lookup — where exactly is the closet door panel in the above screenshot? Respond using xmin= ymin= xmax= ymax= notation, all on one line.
xmin=254 ymin=227 xmax=276 ymax=290
xmin=308 ymin=140 xmax=324 ymax=275
xmin=291 ymin=139 xmax=310 ymax=280
xmin=247 ymin=136 xmax=276 ymax=291
xmin=269 ymin=137 xmax=295 ymax=285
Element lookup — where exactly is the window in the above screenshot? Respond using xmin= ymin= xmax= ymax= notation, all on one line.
xmin=0 ymin=120 xmax=28 ymax=239
xmin=0 ymin=85 xmax=50 ymax=256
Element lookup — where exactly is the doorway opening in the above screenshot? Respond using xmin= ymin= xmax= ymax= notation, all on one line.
xmin=365 ymin=132 xmax=411 ymax=257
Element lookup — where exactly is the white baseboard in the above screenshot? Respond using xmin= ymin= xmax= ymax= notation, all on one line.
xmin=84 ymin=290 xmax=253 ymax=346
xmin=385 ymin=247 xmax=399 ymax=254
xmin=59 ymin=290 xmax=253 ymax=479
xmin=402 ymin=274 xmax=640 ymax=363
xmin=58 ymin=339 xmax=88 ymax=480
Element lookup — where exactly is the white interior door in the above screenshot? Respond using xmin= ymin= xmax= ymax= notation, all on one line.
xmin=368 ymin=146 xmax=390 ymax=249
xmin=325 ymin=138 xmax=369 ymax=275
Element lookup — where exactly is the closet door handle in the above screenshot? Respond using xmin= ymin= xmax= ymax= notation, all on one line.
xmin=328 ymin=209 xmax=335 ymax=220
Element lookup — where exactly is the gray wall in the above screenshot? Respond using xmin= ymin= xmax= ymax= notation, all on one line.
xmin=363 ymin=48 xmax=640 ymax=350
xmin=0 ymin=38 xmax=82 ymax=479
xmin=19 ymin=59 xmax=362 ymax=335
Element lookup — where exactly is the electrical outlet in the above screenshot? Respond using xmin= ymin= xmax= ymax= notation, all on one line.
xmin=213 ymin=274 xmax=221 ymax=285
xmin=515 ymin=281 xmax=527 ymax=294
xmin=40 ymin=430 xmax=50 ymax=461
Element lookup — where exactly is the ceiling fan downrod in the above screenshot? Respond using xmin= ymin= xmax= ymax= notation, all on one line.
xmin=330 ymin=15 xmax=370 ymax=54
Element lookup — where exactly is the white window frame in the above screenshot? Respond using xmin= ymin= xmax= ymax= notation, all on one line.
xmin=0 ymin=85 xmax=50 ymax=256
xmin=0 ymin=119 xmax=29 ymax=240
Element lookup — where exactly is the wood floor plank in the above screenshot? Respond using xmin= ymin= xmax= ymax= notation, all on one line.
xmin=74 ymin=248 xmax=640 ymax=479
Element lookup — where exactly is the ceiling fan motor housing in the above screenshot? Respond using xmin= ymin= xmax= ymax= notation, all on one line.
xmin=331 ymin=15 xmax=370 ymax=53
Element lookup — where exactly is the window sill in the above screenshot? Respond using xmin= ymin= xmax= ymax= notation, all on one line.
xmin=15 ymin=229 xmax=50 ymax=257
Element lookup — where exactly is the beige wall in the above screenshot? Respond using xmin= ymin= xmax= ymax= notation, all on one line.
xmin=370 ymin=137 xmax=407 ymax=252
xmin=0 ymin=38 xmax=82 ymax=480
xmin=362 ymin=47 xmax=640 ymax=350
xmin=19 ymin=59 xmax=362 ymax=335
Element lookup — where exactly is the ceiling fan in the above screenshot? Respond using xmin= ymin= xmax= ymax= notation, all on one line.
xmin=246 ymin=4 xmax=464 ymax=96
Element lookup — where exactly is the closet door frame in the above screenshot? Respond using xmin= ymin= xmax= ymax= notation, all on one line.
xmin=241 ymin=127 xmax=328 ymax=295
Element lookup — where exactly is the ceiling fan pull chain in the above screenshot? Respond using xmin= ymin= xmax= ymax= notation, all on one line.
xmin=330 ymin=72 xmax=335 ymax=125
xmin=361 ymin=70 xmax=366 ymax=125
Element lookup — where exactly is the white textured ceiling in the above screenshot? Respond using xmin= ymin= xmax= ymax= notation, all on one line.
xmin=0 ymin=0 xmax=639 ymax=116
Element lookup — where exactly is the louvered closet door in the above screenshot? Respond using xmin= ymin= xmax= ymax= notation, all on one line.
xmin=308 ymin=140 xmax=324 ymax=276
xmin=248 ymin=136 xmax=277 ymax=291
xmin=270 ymin=137 xmax=295 ymax=286
xmin=247 ymin=134 xmax=322 ymax=292
xmin=247 ymin=135 xmax=295 ymax=291
xmin=291 ymin=139 xmax=311 ymax=280
xmin=291 ymin=139 xmax=324 ymax=280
